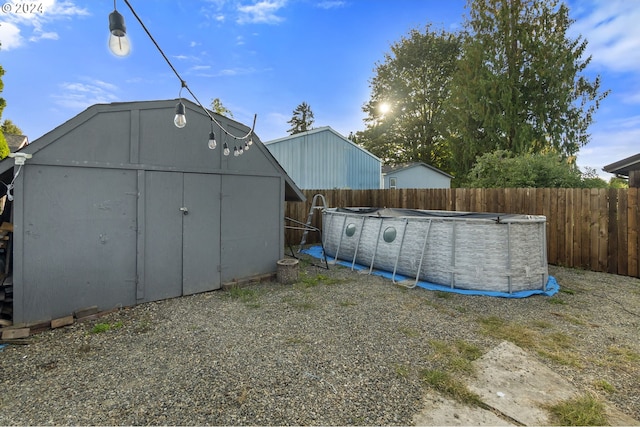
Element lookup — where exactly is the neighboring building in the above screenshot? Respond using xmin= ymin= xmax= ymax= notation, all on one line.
xmin=0 ymin=99 xmax=304 ymax=324
xmin=604 ymin=153 xmax=640 ymax=188
xmin=264 ymin=126 xmax=381 ymax=189
xmin=5 ymin=134 xmax=29 ymax=152
xmin=382 ymin=162 xmax=453 ymax=189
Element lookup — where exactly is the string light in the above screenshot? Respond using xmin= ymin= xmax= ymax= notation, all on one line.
xmin=112 ymin=0 xmax=258 ymax=153
xmin=108 ymin=1 xmax=131 ymax=56
xmin=208 ymin=121 xmax=217 ymax=150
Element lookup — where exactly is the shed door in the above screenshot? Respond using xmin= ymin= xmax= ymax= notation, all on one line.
xmin=142 ymin=172 xmax=221 ymax=303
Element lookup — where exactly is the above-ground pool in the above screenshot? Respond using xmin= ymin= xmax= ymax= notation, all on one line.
xmin=322 ymin=207 xmax=549 ymax=294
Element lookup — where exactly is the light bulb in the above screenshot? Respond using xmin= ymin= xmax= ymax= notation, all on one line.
xmin=247 ymin=136 xmax=253 ymax=146
xmin=244 ymin=141 xmax=250 ymax=151
xmin=108 ymin=10 xmax=131 ymax=57
xmin=223 ymin=142 xmax=230 ymax=156
xmin=208 ymin=132 xmax=217 ymax=149
xmin=233 ymin=146 xmax=239 ymax=157
xmin=238 ymin=145 xmax=244 ymax=155
xmin=174 ymin=102 xmax=187 ymax=128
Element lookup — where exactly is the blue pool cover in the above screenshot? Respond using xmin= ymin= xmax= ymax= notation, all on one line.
xmin=301 ymin=245 xmax=559 ymax=298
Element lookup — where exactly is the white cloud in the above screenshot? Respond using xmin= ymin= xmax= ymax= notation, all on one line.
xmin=236 ymin=0 xmax=287 ymax=25
xmin=570 ymin=0 xmax=640 ymax=73
xmin=0 ymin=0 xmax=89 ymax=50
xmin=316 ymin=1 xmax=347 ymax=10
xmin=52 ymin=78 xmax=119 ymax=110
xmin=577 ymin=115 xmax=640 ymax=176
xmin=0 ymin=22 xmax=22 ymax=49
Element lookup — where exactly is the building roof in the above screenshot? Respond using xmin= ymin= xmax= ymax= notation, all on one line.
xmin=382 ymin=162 xmax=454 ymax=179
xmin=264 ymin=126 xmax=382 ymax=163
xmin=0 ymin=100 xmax=305 ymax=202
xmin=5 ymin=134 xmax=29 ymax=152
xmin=603 ymin=153 xmax=640 ymax=177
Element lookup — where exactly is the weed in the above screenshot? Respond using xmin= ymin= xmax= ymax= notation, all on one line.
xmin=607 ymin=345 xmax=640 ymax=363
xmin=398 ymin=326 xmax=420 ymax=338
xmin=90 ymin=321 xmax=122 ymax=334
xmin=339 ymin=300 xmax=357 ymax=307
xmin=548 ymin=297 xmax=567 ymax=305
xmin=434 ymin=291 xmax=453 ymax=299
xmin=545 ymin=393 xmax=608 ymax=426
xmin=296 ymin=272 xmax=343 ymax=288
xmin=593 ymin=379 xmax=616 ymax=393
xmin=420 ymin=369 xmax=484 ymax=406
xmin=560 ymin=288 xmax=576 ymax=295
xmin=394 ymin=363 xmax=411 ymax=378
xmin=477 ymin=316 xmax=581 ymax=366
xmin=228 ymin=287 xmax=261 ymax=308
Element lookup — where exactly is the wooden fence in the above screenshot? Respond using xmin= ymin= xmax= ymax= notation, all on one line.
xmin=285 ymin=188 xmax=640 ymax=279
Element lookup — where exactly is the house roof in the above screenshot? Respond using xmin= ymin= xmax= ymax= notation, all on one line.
xmin=5 ymin=134 xmax=29 ymax=152
xmin=264 ymin=126 xmax=382 ymax=163
xmin=382 ymin=162 xmax=454 ymax=179
xmin=0 ymin=99 xmax=305 ymax=202
xmin=603 ymin=153 xmax=640 ymax=177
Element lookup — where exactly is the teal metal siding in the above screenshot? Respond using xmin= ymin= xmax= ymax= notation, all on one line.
xmin=265 ymin=127 xmax=381 ymax=189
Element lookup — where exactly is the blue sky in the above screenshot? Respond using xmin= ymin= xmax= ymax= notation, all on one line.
xmin=0 ymin=0 xmax=638 ymax=179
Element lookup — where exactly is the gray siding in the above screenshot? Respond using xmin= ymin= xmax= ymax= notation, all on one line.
xmin=384 ymin=165 xmax=451 ymax=189
xmin=3 ymin=99 xmax=301 ymax=324
xmin=266 ymin=127 xmax=381 ymax=189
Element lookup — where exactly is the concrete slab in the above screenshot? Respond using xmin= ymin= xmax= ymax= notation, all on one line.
xmin=414 ymin=341 xmax=640 ymax=426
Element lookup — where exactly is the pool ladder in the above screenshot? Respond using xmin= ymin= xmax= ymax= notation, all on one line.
xmin=298 ymin=194 xmax=328 ymax=251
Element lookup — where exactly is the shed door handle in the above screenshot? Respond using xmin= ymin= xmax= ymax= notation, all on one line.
xmin=180 ymin=207 xmax=189 ymax=215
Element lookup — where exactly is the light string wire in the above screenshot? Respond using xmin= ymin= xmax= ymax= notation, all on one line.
xmin=121 ymin=0 xmax=257 ymax=141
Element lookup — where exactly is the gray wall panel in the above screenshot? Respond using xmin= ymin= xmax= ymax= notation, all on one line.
xmin=18 ymin=165 xmax=137 ymax=322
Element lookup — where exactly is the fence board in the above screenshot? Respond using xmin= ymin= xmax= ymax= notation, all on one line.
xmin=580 ymin=189 xmax=591 ymax=269
xmin=629 ymin=189 xmax=639 ymax=277
xmin=286 ymin=188 xmax=640 ymax=278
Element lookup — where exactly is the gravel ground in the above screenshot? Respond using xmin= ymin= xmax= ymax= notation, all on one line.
xmin=0 ymin=255 xmax=639 ymax=425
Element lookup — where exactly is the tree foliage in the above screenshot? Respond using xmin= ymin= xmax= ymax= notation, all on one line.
xmin=210 ymin=98 xmax=233 ymax=118
xmin=465 ymin=150 xmax=608 ymax=188
xmin=358 ymin=26 xmax=461 ymax=169
xmin=0 ymin=49 xmax=11 ymax=159
xmin=1 ymin=119 xmax=23 ymax=135
xmin=287 ymin=101 xmax=314 ymax=135
xmin=445 ymin=0 xmax=608 ymax=179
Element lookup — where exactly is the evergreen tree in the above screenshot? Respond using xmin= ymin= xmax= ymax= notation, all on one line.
xmin=287 ymin=102 xmax=314 ymax=135
xmin=445 ymin=0 xmax=608 ymax=178
xmin=1 ymin=119 xmax=23 ymax=135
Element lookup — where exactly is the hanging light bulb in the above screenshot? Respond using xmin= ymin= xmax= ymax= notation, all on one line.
xmin=238 ymin=144 xmax=244 ymax=155
xmin=108 ymin=9 xmax=131 ymax=57
xmin=223 ymin=142 xmax=230 ymax=156
xmin=247 ymin=135 xmax=254 ymax=146
xmin=174 ymin=102 xmax=187 ymax=128
xmin=244 ymin=141 xmax=250 ymax=151
xmin=233 ymin=146 xmax=239 ymax=157
xmin=208 ymin=131 xmax=217 ymax=150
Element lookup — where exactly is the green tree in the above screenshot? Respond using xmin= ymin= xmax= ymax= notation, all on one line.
xmin=358 ymin=26 xmax=461 ymax=169
xmin=445 ymin=0 xmax=608 ymax=178
xmin=210 ymin=98 xmax=233 ymax=118
xmin=464 ymin=150 xmax=608 ymax=188
xmin=1 ymin=119 xmax=23 ymax=135
xmin=0 ymin=46 xmax=11 ymax=159
xmin=287 ymin=102 xmax=314 ymax=135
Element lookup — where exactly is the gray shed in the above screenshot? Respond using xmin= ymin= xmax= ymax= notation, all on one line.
xmin=0 ymin=99 xmax=304 ymax=324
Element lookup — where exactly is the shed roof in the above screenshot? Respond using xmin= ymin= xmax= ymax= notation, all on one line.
xmin=264 ymin=126 xmax=381 ymax=163
xmin=382 ymin=162 xmax=453 ymax=179
xmin=603 ymin=153 xmax=640 ymax=177
xmin=4 ymin=134 xmax=29 ymax=152
xmin=0 ymin=99 xmax=305 ymax=202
